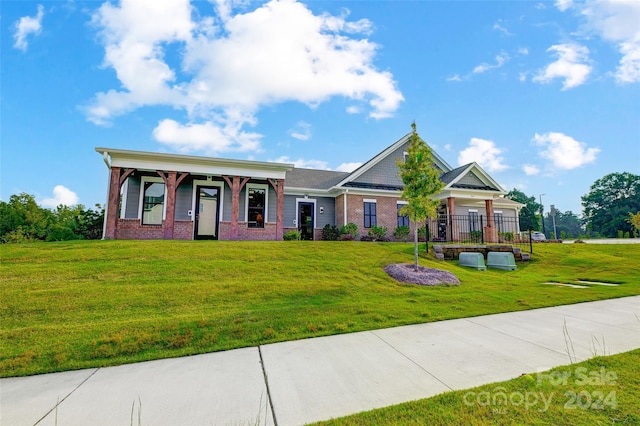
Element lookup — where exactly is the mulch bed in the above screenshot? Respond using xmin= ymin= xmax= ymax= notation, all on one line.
xmin=384 ymin=263 xmax=460 ymax=286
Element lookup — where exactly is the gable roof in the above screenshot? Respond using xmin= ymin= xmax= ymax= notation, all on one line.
xmin=441 ymin=162 xmax=506 ymax=194
xmin=333 ymin=132 xmax=452 ymax=189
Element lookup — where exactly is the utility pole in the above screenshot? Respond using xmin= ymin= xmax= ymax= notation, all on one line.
xmin=539 ymin=194 xmax=547 ymax=236
xmin=550 ymin=204 xmax=558 ymax=239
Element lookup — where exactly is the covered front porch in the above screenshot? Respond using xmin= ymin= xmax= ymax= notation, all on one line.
xmin=97 ymin=148 xmax=294 ymax=241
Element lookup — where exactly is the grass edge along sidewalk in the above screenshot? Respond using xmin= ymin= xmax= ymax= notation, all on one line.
xmin=314 ymin=349 xmax=640 ymax=426
xmin=2 ymin=240 xmax=640 ymax=377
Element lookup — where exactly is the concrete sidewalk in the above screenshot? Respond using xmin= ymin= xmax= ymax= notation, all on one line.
xmin=2 ymin=296 xmax=639 ymax=426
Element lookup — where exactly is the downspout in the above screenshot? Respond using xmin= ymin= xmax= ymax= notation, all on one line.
xmin=101 ymin=151 xmax=111 ymax=240
xmin=343 ymin=189 xmax=348 ymax=226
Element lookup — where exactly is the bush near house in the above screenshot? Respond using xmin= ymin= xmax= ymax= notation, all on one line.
xmin=321 ymin=224 xmax=340 ymax=241
xmin=393 ymin=225 xmax=410 ymax=242
xmin=339 ymin=223 xmax=358 ymax=240
xmin=283 ymin=230 xmax=301 ymax=240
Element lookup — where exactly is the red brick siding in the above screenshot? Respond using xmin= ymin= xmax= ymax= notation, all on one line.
xmin=220 ymin=221 xmax=278 ymax=240
xmin=116 ymin=219 xmax=194 ymax=240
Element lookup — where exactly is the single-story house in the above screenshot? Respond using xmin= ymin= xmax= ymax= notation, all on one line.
xmin=97 ymin=133 xmax=523 ymax=241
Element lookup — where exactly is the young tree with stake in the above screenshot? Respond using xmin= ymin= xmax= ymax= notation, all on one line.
xmin=397 ymin=123 xmax=444 ymax=271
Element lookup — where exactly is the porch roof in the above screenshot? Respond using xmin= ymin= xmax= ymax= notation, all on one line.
xmin=96 ymin=147 xmax=294 ymax=180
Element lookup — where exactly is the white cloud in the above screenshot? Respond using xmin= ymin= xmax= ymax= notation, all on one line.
xmin=41 ymin=185 xmax=79 ymax=207
xmin=288 ymin=121 xmax=312 ymax=141
xmin=578 ymin=0 xmax=640 ymax=83
xmin=473 ymin=51 xmax=509 ymax=74
xmin=87 ymin=0 xmax=403 ymax=153
xmin=533 ymin=132 xmax=600 ymax=170
xmin=336 ymin=162 xmax=362 ymax=172
xmin=518 ymin=47 xmax=529 ymax=56
xmin=533 ymin=43 xmax=592 ymax=89
xmin=13 ymin=4 xmax=44 ymax=51
xmin=272 ymin=156 xmax=329 ymax=170
xmin=519 ymin=72 xmax=528 ymax=82
xmin=446 ymin=74 xmax=463 ymax=82
xmin=458 ymin=138 xmax=508 ymax=172
xmin=493 ymin=20 xmax=512 ymax=36
xmin=555 ymin=0 xmax=574 ymax=12
xmin=152 ymin=119 xmax=261 ymax=154
xmin=522 ymin=164 xmax=541 ymax=175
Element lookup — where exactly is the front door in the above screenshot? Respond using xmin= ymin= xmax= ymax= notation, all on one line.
xmin=298 ymin=202 xmax=314 ymax=240
xmin=195 ymin=186 xmax=219 ymax=240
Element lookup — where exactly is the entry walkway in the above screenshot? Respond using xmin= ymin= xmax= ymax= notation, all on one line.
xmin=2 ymin=296 xmax=639 ymax=425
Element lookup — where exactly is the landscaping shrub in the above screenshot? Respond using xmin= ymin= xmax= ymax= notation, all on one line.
xmin=283 ymin=230 xmax=301 ymax=241
xmin=393 ymin=225 xmax=410 ymax=242
xmin=321 ymin=224 xmax=339 ymax=241
xmin=418 ymin=225 xmax=427 ymax=242
xmin=339 ymin=223 xmax=358 ymax=240
xmin=367 ymin=225 xmax=388 ymax=242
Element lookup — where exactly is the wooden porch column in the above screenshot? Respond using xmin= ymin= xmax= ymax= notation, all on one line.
xmin=223 ymin=176 xmax=250 ymax=240
xmin=268 ymin=178 xmax=285 ymax=241
xmin=447 ymin=196 xmax=457 ymax=241
xmin=485 ymin=198 xmax=498 ymax=243
xmin=104 ymin=166 xmax=122 ymax=240
xmin=157 ymin=171 xmax=189 ymax=239
xmin=104 ymin=166 xmax=135 ymax=239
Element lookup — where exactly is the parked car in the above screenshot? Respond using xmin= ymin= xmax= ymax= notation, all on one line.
xmin=531 ymin=231 xmax=546 ymax=241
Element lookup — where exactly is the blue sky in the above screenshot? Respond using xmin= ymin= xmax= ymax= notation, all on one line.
xmin=2 ymin=0 xmax=639 ymax=216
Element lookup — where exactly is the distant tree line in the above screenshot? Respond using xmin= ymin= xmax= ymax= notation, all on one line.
xmin=0 ymin=193 xmax=104 ymax=243
xmin=506 ymin=172 xmax=639 ymax=239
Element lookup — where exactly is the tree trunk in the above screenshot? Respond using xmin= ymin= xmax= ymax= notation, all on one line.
xmin=413 ymin=222 xmax=419 ymax=271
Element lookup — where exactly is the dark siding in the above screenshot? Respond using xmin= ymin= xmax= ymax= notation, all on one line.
xmin=124 ymin=176 xmax=140 ymax=219
xmin=284 ymin=195 xmax=297 ymax=228
xmin=316 ymin=197 xmax=336 ymax=228
xmin=175 ymin=182 xmax=193 ymax=221
xmin=352 ymin=141 xmax=408 ymax=186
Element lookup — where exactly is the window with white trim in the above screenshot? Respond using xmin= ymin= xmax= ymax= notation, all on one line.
xmin=142 ymin=180 xmax=165 ymax=225
xmin=364 ymin=200 xmax=377 ymax=228
xmin=397 ymin=202 xmax=409 ymax=227
xmin=247 ymin=184 xmax=268 ymax=228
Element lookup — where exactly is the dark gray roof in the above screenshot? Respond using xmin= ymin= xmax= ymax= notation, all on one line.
xmin=439 ymin=163 xmax=471 ymax=185
xmin=285 ymin=168 xmax=349 ymax=190
xmin=439 ymin=163 xmax=498 ymax=191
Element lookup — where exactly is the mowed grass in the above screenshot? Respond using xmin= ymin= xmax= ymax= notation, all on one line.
xmin=1 ymin=241 xmax=639 ymax=377
xmin=314 ymin=349 xmax=640 ymax=426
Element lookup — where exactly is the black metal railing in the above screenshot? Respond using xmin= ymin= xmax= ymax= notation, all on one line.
xmin=424 ymin=215 xmax=532 ymax=252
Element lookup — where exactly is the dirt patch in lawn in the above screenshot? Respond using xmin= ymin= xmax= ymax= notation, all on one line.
xmin=385 ymin=264 xmax=460 ymax=286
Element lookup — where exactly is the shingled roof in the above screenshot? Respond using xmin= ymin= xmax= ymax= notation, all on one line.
xmin=285 ymin=168 xmax=349 ymax=190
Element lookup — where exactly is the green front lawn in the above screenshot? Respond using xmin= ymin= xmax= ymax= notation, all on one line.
xmin=1 ymin=241 xmax=639 ymax=377
xmin=315 ymin=349 xmax=640 ymax=425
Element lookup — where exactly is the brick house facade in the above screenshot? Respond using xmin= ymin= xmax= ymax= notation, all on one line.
xmin=97 ymin=133 xmax=522 ymax=241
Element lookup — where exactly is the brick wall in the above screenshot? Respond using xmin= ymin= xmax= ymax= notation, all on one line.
xmin=174 ymin=221 xmax=194 ymax=240
xmin=345 ymin=194 xmax=401 ymax=238
xmin=335 ymin=194 xmax=345 ymax=228
xmin=116 ymin=219 xmax=165 ymax=240
xmin=219 ymin=221 xmax=278 ymax=240
xmin=116 ymin=219 xmax=194 ymax=240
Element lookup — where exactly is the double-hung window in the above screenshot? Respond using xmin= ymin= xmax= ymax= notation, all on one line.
xmin=397 ymin=203 xmax=409 ymax=227
xmin=142 ymin=180 xmax=165 ymax=225
xmin=469 ymin=211 xmax=479 ymax=232
xmin=364 ymin=200 xmax=377 ymax=228
xmin=494 ymin=212 xmax=504 ymax=233
xmin=247 ymin=185 xmax=267 ymax=228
